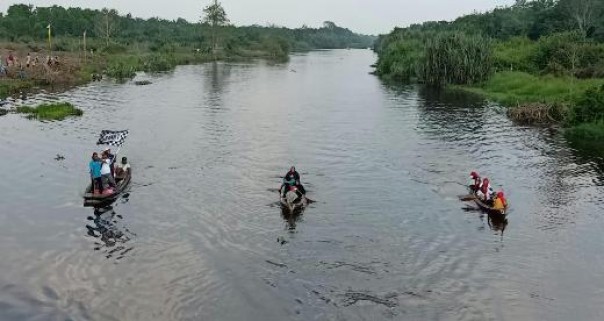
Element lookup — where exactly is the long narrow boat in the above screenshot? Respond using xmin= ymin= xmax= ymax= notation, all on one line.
xmin=83 ymin=171 xmax=131 ymax=207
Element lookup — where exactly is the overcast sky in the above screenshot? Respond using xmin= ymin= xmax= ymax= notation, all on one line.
xmin=1 ymin=0 xmax=516 ymax=35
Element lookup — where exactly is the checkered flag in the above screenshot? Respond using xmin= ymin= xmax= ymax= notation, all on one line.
xmin=97 ymin=130 xmax=129 ymax=147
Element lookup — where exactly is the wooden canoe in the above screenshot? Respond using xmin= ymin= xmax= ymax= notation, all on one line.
xmin=83 ymin=171 xmax=131 ymax=206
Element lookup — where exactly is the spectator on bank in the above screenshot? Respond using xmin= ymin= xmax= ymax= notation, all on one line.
xmin=26 ymin=53 xmax=31 ymax=67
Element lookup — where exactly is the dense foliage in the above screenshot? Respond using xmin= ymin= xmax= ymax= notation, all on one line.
xmin=375 ymin=0 xmax=604 ymax=139
xmin=0 ymin=4 xmax=374 ymax=53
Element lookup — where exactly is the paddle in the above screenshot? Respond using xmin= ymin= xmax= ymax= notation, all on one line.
xmin=459 ymin=194 xmax=477 ymax=201
xmin=276 ymin=188 xmax=316 ymax=203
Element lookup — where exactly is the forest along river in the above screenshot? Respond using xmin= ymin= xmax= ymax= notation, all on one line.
xmin=0 ymin=50 xmax=603 ymax=321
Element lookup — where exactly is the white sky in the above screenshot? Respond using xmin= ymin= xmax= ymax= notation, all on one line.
xmin=1 ymin=0 xmax=516 ymax=35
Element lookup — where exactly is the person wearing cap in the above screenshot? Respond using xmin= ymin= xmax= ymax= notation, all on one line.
xmin=115 ymin=157 xmax=130 ymax=180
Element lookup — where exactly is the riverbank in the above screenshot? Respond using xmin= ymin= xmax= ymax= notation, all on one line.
xmin=0 ymin=43 xmax=291 ymax=100
xmin=456 ymin=71 xmax=604 ymax=139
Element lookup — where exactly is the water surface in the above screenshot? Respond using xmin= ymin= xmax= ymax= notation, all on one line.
xmin=1 ymin=50 xmax=603 ymax=321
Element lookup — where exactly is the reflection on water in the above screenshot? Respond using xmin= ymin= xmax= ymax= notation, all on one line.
xmin=86 ymin=191 xmax=135 ymax=260
xmin=1 ymin=50 xmax=604 ymax=321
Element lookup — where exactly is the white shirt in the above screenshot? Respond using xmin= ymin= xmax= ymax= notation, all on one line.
xmin=100 ymin=159 xmax=111 ymax=175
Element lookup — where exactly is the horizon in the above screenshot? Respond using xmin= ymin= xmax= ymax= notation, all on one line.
xmin=0 ymin=0 xmax=516 ymax=35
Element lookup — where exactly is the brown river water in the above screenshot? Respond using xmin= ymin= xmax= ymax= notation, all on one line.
xmin=0 ymin=50 xmax=603 ymax=321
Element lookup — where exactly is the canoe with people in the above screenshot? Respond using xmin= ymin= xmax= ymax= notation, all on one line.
xmin=466 ymin=171 xmax=508 ymax=215
xmin=279 ymin=166 xmax=308 ymax=212
xmin=83 ymin=130 xmax=131 ymax=207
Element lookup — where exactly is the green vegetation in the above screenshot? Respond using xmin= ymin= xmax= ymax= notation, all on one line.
xmin=15 ymin=102 xmax=83 ymax=120
xmin=0 ymin=4 xmax=374 ymax=55
xmin=375 ymin=0 xmax=604 ymax=140
xmin=0 ymin=79 xmax=36 ymax=99
xmin=0 ymin=3 xmax=374 ymax=88
xmin=461 ymin=72 xmax=604 ymax=106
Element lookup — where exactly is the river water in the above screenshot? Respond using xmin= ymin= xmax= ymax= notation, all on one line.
xmin=0 ymin=50 xmax=603 ymax=321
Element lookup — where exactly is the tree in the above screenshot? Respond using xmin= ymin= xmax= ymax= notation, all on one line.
xmin=95 ymin=8 xmax=118 ymax=47
xmin=203 ymin=0 xmax=229 ymax=56
xmin=559 ymin=0 xmax=602 ymax=37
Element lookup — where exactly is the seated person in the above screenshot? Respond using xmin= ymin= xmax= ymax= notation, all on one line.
xmin=115 ymin=157 xmax=131 ymax=180
xmin=281 ymin=166 xmax=305 ymax=197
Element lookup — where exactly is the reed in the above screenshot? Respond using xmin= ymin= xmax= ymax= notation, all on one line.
xmin=421 ymin=33 xmax=492 ymax=87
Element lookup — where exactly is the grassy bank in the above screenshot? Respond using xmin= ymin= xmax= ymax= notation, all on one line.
xmin=16 ymin=102 xmax=83 ymax=120
xmin=460 ymin=71 xmax=604 ymax=106
xmin=458 ymin=71 xmax=604 ymax=138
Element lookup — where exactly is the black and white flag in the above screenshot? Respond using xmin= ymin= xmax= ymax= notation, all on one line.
xmin=97 ymin=130 xmax=129 ymax=147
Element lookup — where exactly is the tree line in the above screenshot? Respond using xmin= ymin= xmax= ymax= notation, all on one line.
xmin=0 ymin=3 xmax=374 ymax=55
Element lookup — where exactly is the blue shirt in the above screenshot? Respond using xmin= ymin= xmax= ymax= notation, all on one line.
xmin=89 ymin=160 xmax=102 ymax=178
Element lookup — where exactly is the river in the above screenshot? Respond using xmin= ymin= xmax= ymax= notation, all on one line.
xmin=0 ymin=50 xmax=603 ymax=321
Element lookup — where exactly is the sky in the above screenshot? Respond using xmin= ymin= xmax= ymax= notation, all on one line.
xmin=1 ymin=0 xmax=516 ymax=35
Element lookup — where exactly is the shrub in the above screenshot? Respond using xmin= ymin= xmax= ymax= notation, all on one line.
xmin=571 ymin=85 xmax=604 ymax=124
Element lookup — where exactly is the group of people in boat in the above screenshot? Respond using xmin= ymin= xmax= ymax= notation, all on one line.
xmin=88 ymin=147 xmax=130 ymax=195
xmin=280 ymin=166 xmax=306 ymax=198
xmin=470 ymin=171 xmax=507 ymax=211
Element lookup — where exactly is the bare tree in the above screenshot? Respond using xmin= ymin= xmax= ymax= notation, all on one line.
xmin=560 ymin=0 xmax=601 ymax=37
xmin=202 ymin=0 xmax=229 ymax=57
xmin=95 ymin=8 xmax=119 ymax=47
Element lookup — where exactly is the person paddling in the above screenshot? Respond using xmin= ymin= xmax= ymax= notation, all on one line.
xmin=281 ymin=166 xmax=305 ymax=197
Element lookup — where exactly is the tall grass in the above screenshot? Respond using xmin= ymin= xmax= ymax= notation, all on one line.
xmin=421 ymin=33 xmax=492 ymax=87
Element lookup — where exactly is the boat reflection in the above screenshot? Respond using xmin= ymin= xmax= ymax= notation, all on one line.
xmin=487 ymin=213 xmax=508 ymax=235
xmin=280 ymin=205 xmax=306 ymax=231
xmin=86 ymin=204 xmax=135 ymax=259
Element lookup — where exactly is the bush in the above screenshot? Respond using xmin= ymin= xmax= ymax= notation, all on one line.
xmin=106 ymin=60 xmax=137 ymax=79
xmin=571 ymin=85 xmax=604 ymax=124
xmin=493 ymin=37 xmax=538 ymax=73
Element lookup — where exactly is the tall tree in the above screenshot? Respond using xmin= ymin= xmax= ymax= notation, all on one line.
xmin=203 ymin=0 xmax=229 ymax=56
xmin=95 ymin=8 xmax=118 ymax=47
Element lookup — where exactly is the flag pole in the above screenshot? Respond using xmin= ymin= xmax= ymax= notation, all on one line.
xmin=47 ymin=24 xmax=52 ymax=57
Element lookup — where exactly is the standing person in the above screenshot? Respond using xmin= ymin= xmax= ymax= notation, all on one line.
xmin=100 ymin=154 xmax=116 ymax=190
xmin=102 ymin=147 xmax=116 ymax=177
xmin=89 ymin=152 xmax=103 ymax=194
xmin=33 ymin=55 xmax=39 ymax=66
xmin=26 ymin=53 xmax=31 ymax=68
